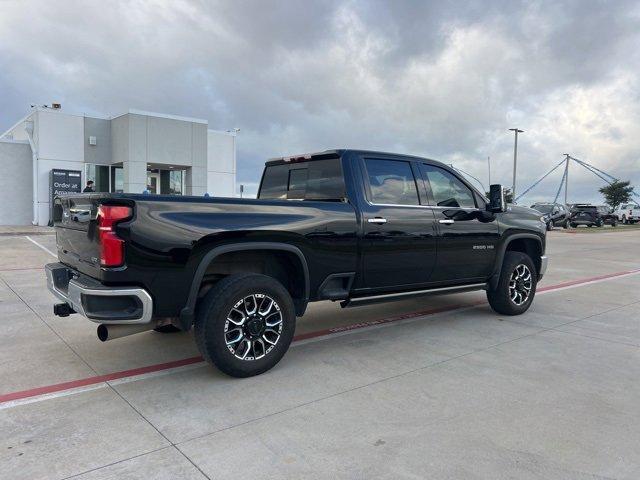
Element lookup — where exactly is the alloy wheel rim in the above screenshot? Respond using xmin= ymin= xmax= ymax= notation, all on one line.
xmin=224 ymin=294 xmax=283 ymax=361
xmin=508 ymin=264 xmax=532 ymax=306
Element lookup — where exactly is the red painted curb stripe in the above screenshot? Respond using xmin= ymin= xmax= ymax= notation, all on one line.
xmin=0 ymin=356 xmax=204 ymax=403
xmin=1 ymin=268 xmax=639 ymax=405
xmin=537 ymin=268 xmax=640 ymax=292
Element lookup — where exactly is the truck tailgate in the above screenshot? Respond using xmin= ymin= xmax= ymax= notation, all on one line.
xmin=53 ymin=196 xmax=103 ymax=278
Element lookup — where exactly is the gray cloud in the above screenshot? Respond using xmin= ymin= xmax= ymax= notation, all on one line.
xmin=1 ymin=0 xmax=639 ymax=202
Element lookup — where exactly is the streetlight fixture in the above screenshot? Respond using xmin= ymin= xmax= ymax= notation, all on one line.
xmin=509 ymin=128 xmax=524 ymax=202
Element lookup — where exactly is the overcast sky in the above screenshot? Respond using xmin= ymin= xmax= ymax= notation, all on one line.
xmin=1 ymin=0 xmax=639 ymax=203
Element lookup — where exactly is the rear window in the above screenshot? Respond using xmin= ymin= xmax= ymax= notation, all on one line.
xmin=258 ymin=159 xmax=345 ymax=200
xmin=533 ymin=205 xmax=553 ymax=213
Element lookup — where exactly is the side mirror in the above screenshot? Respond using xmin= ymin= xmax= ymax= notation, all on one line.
xmin=487 ymin=184 xmax=506 ymax=213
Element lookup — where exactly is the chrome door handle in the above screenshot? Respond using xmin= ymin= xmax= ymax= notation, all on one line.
xmin=368 ymin=217 xmax=387 ymax=224
xmin=439 ymin=219 xmax=455 ymax=224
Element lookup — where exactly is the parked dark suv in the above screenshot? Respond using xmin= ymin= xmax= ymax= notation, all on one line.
xmin=531 ymin=203 xmax=570 ymax=230
xmin=569 ymin=204 xmax=617 ymax=228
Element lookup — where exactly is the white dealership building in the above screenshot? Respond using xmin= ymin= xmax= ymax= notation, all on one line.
xmin=0 ymin=105 xmax=237 ymax=226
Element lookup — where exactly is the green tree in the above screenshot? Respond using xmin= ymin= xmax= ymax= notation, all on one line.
xmin=599 ymin=180 xmax=634 ymax=209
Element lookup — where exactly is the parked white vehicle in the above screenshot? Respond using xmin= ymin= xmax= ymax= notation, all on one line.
xmin=614 ymin=203 xmax=640 ymax=224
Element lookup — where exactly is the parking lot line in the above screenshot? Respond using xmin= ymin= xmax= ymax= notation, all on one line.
xmin=24 ymin=235 xmax=57 ymax=258
xmin=2 ymin=267 xmax=639 ymax=410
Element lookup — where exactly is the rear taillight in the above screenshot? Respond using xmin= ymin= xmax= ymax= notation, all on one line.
xmin=97 ymin=205 xmax=132 ymax=267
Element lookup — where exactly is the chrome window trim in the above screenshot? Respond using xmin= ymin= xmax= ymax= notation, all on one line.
xmin=364 ymin=198 xmax=481 ymax=211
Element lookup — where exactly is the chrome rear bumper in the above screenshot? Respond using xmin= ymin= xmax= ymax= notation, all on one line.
xmin=45 ymin=263 xmax=153 ymax=324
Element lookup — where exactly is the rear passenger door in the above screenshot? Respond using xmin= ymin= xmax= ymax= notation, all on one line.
xmin=418 ymin=163 xmax=500 ymax=282
xmin=359 ymin=157 xmax=437 ymax=289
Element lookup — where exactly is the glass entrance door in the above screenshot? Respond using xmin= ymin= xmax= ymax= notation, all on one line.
xmin=147 ymin=172 xmax=160 ymax=194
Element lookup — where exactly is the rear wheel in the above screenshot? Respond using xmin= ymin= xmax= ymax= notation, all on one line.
xmin=487 ymin=251 xmax=537 ymax=315
xmin=194 ymin=273 xmax=296 ymax=378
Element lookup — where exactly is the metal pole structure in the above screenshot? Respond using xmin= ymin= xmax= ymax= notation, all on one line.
xmin=563 ymin=154 xmax=570 ymax=205
xmin=487 ymin=156 xmax=491 ymax=186
xmin=509 ymin=128 xmax=524 ymax=202
xmin=514 ymin=157 xmax=566 ymax=202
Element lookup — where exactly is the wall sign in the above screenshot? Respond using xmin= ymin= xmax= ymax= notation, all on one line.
xmin=49 ymin=169 xmax=82 ymax=225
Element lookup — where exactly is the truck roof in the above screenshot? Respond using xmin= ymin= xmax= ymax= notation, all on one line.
xmin=265 ymin=149 xmax=444 ymax=166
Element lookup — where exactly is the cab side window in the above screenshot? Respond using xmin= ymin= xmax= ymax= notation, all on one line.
xmin=420 ymin=164 xmax=476 ymax=208
xmin=364 ymin=159 xmax=420 ymax=206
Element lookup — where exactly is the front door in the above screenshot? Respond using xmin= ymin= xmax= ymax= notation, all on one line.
xmin=418 ymin=163 xmax=500 ymax=282
xmin=360 ymin=158 xmax=438 ymax=290
xmin=147 ymin=172 xmax=160 ymax=194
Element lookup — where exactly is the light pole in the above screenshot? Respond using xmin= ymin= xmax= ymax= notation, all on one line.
xmin=509 ymin=128 xmax=524 ymax=202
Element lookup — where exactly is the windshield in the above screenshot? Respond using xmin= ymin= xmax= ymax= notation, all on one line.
xmin=534 ymin=205 xmax=553 ymax=213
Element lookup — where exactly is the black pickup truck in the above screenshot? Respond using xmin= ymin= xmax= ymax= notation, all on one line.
xmin=47 ymin=150 xmax=548 ymax=377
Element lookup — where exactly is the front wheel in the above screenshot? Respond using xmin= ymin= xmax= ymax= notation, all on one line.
xmin=194 ymin=273 xmax=296 ymax=378
xmin=487 ymin=251 xmax=537 ymax=315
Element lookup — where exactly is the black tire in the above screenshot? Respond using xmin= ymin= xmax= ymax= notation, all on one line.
xmin=570 ymin=222 xmax=577 ymax=228
xmin=154 ymin=324 xmax=181 ymax=333
xmin=595 ymin=219 xmax=603 ymax=227
xmin=194 ymin=273 xmax=296 ymax=378
xmin=487 ymin=251 xmax=537 ymax=315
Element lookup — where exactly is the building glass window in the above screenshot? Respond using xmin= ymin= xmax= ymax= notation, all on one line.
xmin=84 ymin=164 xmax=110 ymax=192
xmin=169 ymin=170 xmax=184 ymax=194
xmin=112 ymin=166 xmax=124 ymax=192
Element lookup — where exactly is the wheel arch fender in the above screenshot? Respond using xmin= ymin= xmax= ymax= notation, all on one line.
xmin=490 ymin=233 xmax=543 ymax=290
xmin=179 ymin=242 xmax=310 ymax=330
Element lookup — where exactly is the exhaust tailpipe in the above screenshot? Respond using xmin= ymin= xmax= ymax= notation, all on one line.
xmin=97 ymin=323 xmax=154 ymax=342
